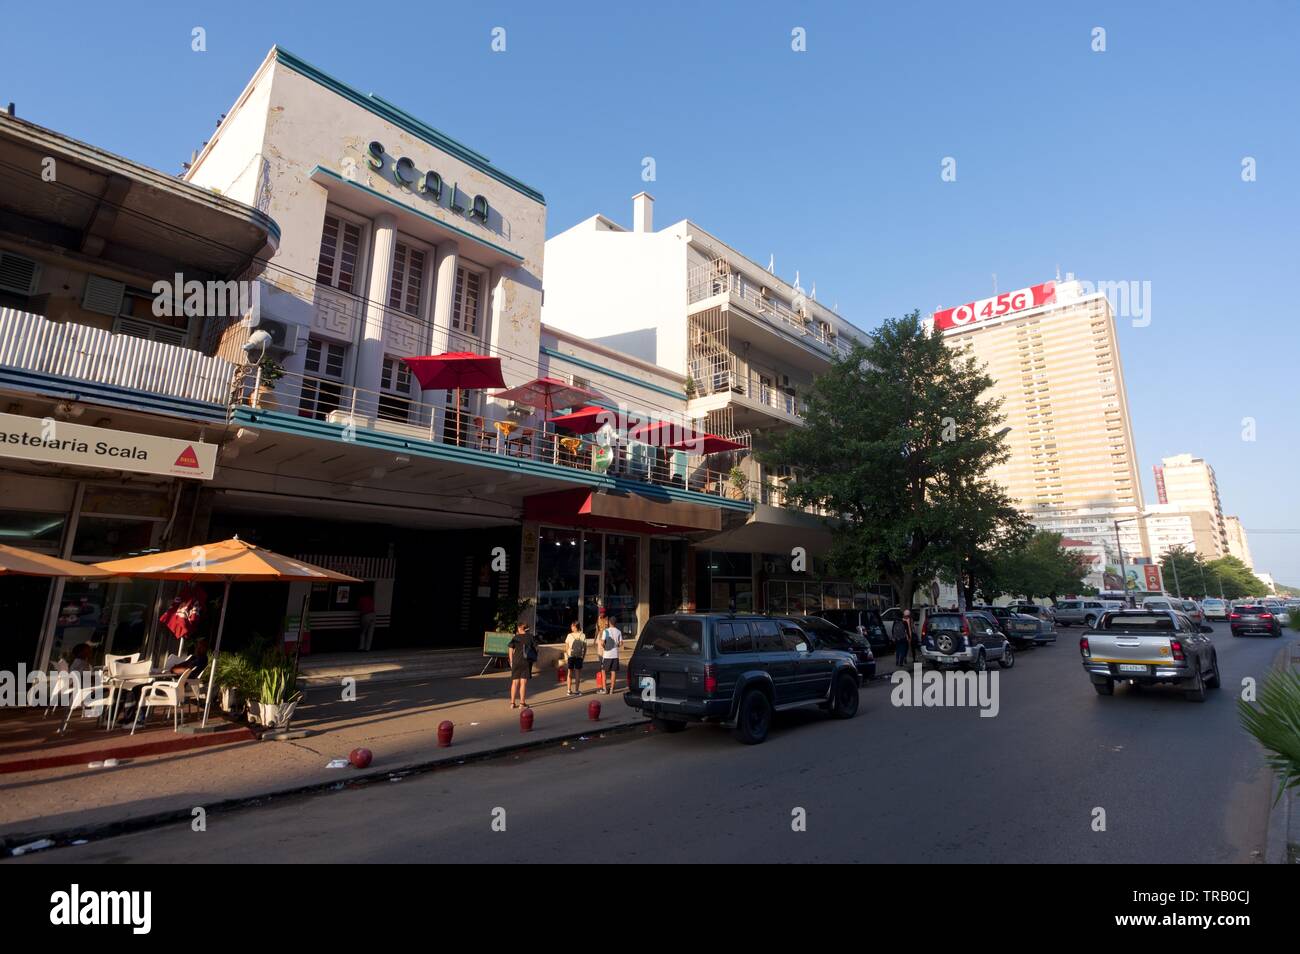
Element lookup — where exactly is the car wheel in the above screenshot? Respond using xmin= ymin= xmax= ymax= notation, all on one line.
xmin=732 ymin=689 xmax=772 ymax=745
xmin=1085 ymin=616 xmax=1097 ymax=627
xmin=830 ymin=673 xmax=860 ymax=719
xmin=652 ymin=718 xmax=687 ymax=733
xmin=1231 ymin=629 xmax=1240 ymax=638
xmin=1184 ymin=668 xmax=1207 ymax=703
xmin=972 ymin=651 xmax=988 ymax=673
xmin=998 ymin=643 xmax=1015 ymax=669
xmin=1205 ymin=653 xmax=1221 ymax=689
xmin=1093 ymin=679 xmax=1114 ymax=696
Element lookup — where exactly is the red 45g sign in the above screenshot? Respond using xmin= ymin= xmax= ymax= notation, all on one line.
xmin=933 ymin=281 xmax=1056 ymax=331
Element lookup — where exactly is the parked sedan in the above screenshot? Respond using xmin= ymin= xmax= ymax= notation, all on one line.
xmin=778 ymin=615 xmax=876 ymax=680
xmin=817 ymin=607 xmax=891 ymax=653
xmin=972 ymin=604 xmax=1040 ymax=647
xmin=1230 ymin=604 xmax=1283 ymax=637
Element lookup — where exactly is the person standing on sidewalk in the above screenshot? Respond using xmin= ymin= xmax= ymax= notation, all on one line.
xmin=892 ymin=613 xmax=910 ymax=668
xmin=357 ymin=592 xmax=377 ymax=652
xmin=507 ymin=622 xmax=537 ymax=709
xmin=564 ymin=621 xmax=587 ymax=695
xmin=598 ymin=613 xmax=623 ymax=695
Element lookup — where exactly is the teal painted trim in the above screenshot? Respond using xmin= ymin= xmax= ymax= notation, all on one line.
xmin=275 ymin=48 xmax=545 ymax=205
xmin=229 ymin=407 xmax=753 ymax=514
xmin=0 ymin=368 xmax=228 ymax=424
xmin=540 ymin=347 xmax=687 ymax=401
xmin=312 ymin=167 xmax=524 ymax=264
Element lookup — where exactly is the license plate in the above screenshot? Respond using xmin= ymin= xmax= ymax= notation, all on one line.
xmin=1118 ymin=664 xmax=1148 ymax=673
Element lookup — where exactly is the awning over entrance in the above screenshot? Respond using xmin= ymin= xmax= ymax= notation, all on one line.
xmin=524 ymin=488 xmax=722 ymax=535
xmin=694 ymin=503 xmax=833 ymax=555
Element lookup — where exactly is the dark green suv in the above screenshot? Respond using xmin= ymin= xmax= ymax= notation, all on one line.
xmin=623 ymin=613 xmax=862 ymax=744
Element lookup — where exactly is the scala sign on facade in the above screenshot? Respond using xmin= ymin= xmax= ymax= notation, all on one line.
xmin=932 ymin=281 xmax=1057 ymax=332
xmin=365 ymin=140 xmax=490 ymax=223
xmin=0 ymin=413 xmax=216 ymax=480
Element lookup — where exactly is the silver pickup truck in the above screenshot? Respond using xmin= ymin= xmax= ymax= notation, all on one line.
xmin=1079 ymin=610 xmax=1221 ymax=702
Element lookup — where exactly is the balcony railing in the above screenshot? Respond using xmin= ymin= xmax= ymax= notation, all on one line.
xmin=687 ymin=364 xmax=804 ymax=418
xmin=0 ymin=308 xmax=236 ymax=404
xmin=228 ymin=363 xmax=772 ymax=500
xmin=686 ymin=261 xmax=852 ymax=358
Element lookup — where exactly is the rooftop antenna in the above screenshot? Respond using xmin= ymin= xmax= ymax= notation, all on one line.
xmin=810 ymin=281 xmax=817 ymax=300
xmin=767 ymin=254 xmax=775 ymax=274
xmin=1055 ymin=264 xmax=1061 ymax=282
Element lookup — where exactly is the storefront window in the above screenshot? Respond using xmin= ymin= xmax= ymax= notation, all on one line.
xmin=537 ymin=527 xmax=581 ymax=642
xmin=0 ymin=508 xmax=66 ymax=550
xmin=603 ymin=534 xmax=638 ymax=637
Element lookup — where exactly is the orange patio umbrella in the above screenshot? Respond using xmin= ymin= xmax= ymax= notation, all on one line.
xmin=95 ymin=538 xmax=359 ymax=727
xmin=0 ymin=543 xmax=117 ymax=578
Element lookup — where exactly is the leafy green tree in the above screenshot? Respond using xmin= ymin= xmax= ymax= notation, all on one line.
xmin=1238 ymin=670 xmax=1300 ymax=804
xmin=761 ymin=311 xmax=1021 ymax=609
xmin=1206 ymin=555 xmax=1267 ymax=600
xmin=1160 ymin=545 xmax=1208 ymax=598
xmin=983 ymin=531 xmax=1092 ymax=602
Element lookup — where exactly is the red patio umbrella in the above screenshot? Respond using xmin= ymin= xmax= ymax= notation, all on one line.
xmin=628 ymin=419 xmax=703 ymax=446
xmin=491 ymin=376 xmax=604 ymax=418
xmin=402 ymin=352 xmax=506 ymax=441
xmin=665 ymin=432 xmax=748 ymax=454
xmin=546 ymin=405 xmax=610 ymax=434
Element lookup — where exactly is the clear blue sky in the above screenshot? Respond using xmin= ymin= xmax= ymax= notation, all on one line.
xmin=5 ymin=1 xmax=1298 ymax=583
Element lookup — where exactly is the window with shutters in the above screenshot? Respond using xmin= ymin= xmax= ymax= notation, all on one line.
xmin=379 ymin=356 xmax=415 ymax=423
xmin=316 ymin=213 xmax=363 ymax=293
xmin=451 ymin=265 xmax=483 ymax=337
xmin=298 ymin=338 xmax=348 ymax=421
xmin=387 ymin=241 xmax=427 ymax=317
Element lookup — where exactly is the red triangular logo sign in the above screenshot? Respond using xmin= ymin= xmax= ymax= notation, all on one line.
xmin=174 ymin=445 xmax=200 ymax=469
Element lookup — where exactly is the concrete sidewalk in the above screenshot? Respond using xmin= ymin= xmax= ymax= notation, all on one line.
xmin=0 ymin=664 xmax=643 ymax=849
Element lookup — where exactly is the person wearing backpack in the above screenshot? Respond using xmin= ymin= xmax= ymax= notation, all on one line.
xmin=564 ymin=621 xmax=588 ymax=695
xmin=507 ymin=622 xmax=538 ymax=709
xmin=597 ymin=613 xmax=623 ymax=695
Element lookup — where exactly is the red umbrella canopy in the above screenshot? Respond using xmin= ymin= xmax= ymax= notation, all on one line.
xmin=546 ymin=405 xmax=610 ymax=434
xmin=402 ymin=353 xmax=506 ymax=391
xmin=628 ymin=419 xmax=704 ymax=446
xmin=492 ymin=376 xmax=604 ymax=413
xmin=666 ymin=433 xmax=748 ymax=454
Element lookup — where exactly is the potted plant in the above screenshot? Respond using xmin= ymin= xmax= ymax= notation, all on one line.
xmin=484 ymin=595 xmax=532 ymax=667
xmin=728 ymin=465 xmax=750 ymax=500
xmin=684 ymin=376 xmax=697 ymax=399
xmin=251 ymin=354 xmax=284 ymax=410
xmin=251 ymin=664 xmax=302 ymax=729
xmin=215 ymin=652 xmax=257 ymax=715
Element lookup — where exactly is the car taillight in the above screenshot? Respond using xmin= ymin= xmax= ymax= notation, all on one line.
xmin=921 ymin=620 xmax=929 ymax=637
xmin=1170 ymin=639 xmax=1185 ymax=661
xmin=1079 ymin=636 xmax=1090 ymax=657
xmin=1229 ymin=612 xmax=1240 ymax=620
xmin=961 ymin=617 xmax=970 ymax=636
xmin=703 ymin=665 xmax=718 ymax=695
xmin=1260 ymin=613 xmax=1273 ymax=619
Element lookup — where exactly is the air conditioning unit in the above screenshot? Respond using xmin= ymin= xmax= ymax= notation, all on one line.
xmin=0 ymin=252 xmax=41 ymax=296
xmin=247 ymin=314 xmax=298 ymax=355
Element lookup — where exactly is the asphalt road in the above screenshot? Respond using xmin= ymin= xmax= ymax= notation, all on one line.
xmin=15 ymin=622 xmax=1291 ymax=863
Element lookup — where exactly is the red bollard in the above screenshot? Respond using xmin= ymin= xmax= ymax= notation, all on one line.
xmin=587 ymin=699 xmax=601 ymax=721
xmin=556 ymin=665 xmax=567 ymax=684
xmin=519 ymin=707 xmax=534 ymax=732
xmin=437 ymin=720 xmax=454 ymax=747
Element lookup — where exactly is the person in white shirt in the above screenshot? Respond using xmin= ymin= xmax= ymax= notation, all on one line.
xmin=597 ymin=613 xmax=623 ymax=695
xmin=563 ymin=621 xmax=587 ymax=695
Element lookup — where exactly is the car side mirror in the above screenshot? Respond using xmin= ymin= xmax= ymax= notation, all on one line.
xmin=795 ymin=642 xmax=808 ymax=653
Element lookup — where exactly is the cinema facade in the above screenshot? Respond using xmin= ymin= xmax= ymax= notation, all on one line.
xmin=1 ymin=48 xmax=860 ymax=672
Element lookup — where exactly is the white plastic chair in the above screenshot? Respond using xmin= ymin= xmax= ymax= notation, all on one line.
xmin=43 ymin=660 xmax=74 ymax=717
xmin=131 ymin=669 xmax=192 ymax=734
xmin=60 ymin=672 xmax=114 ymax=734
xmin=105 ymin=659 xmax=154 ymax=731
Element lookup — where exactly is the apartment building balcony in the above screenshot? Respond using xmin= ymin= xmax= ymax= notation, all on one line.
xmin=686 ymin=260 xmax=853 ymax=369
xmin=685 ymin=364 xmax=804 ymax=431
